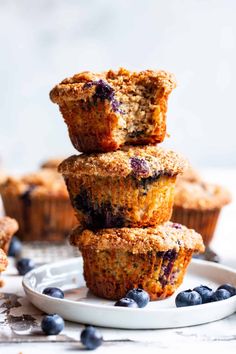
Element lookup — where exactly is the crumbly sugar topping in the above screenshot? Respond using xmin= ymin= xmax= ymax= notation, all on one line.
xmin=59 ymin=146 xmax=187 ymax=179
xmin=40 ymin=157 xmax=66 ymax=169
xmin=0 ymin=169 xmax=68 ymax=197
xmin=50 ymin=68 xmax=176 ymax=105
xmin=70 ymin=222 xmax=204 ymax=254
xmin=0 ymin=248 xmax=8 ymax=272
xmin=174 ymin=180 xmax=232 ymax=210
xmin=0 ymin=217 xmax=18 ymax=245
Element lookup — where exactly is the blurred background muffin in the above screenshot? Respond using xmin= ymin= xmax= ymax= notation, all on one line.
xmin=40 ymin=157 xmax=66 ymax=170
xmin=171 ymin=167 xmax=232 ymax=247
xmin=0 ymin=168 xmax=77 ymax=242
xmin=0 ymin=216 xmax=18 ymax=254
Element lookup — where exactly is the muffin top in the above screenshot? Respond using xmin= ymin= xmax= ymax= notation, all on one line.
xmin=0 ymin=169 xmax=69 ymax=198
xmin=70 ymin=222 xmax=204 ymax=254
xmin=59 ymin=146 xmax=187 ymax=179
xmin=50 ymin=68 xmax=176 ymax=105
xmin=174 ymin=180 xmax=232 ymax=210
xmin=40 ymin=157 xmax=65 ymax=170
xmin=0 ymin=248 xmax=8 ymax=272
xmin=177 ymin=166 xmax=201 ymax=183
xmin=0 ymin=217 xmax=18 ymax=248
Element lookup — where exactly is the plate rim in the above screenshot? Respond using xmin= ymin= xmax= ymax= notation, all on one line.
xmin=22 ymin=257 xmax=236 ymax=314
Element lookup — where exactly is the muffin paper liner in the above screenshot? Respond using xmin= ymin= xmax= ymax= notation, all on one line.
xmin=59 ymin=95 xmax=167 ymax=153
xmin=65 ymin=175 xmax=177 ymax=228
xmin=80 ymin=247 xmax=193 ymax=301
xmin=1 ymin=194 xmax=77 ymax=242
xmin=171 ymin=207 xmax=221 ymax=246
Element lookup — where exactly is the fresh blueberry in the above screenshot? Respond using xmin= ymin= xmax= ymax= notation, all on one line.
xmin=42 ymin=287 xmax=64 ymax=299
xmin=41 ymin=314 xmax=64 ymax=335
xmin=211 ymin=289 xmax=231 ymax=302
xmin=114 ymin=297 xmax=138 ymax=308
xmin=130 ymin=157 xmax=150 ymax=177
xmin=126 ymin=288 xmax=149 ymax=308
xmin=175 ymin=290 xmax=202 ymax=307
xmin=16 ymin=258 xmax=35 ymax=275
xmin=193 ymin=285 xmax=214 ymax=303
xmin=80 ymin=325 xmax=103 ymax=350
xmin=217 ymin=284 xmax=236 ymax=297
xmin=94 ymin=79 xmax=114 ymax=101
xmin=8 ymin=236 xmax=22 ymax=257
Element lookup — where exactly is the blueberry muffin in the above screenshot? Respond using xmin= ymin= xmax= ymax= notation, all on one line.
xmin=59 ymin=146 xmax=187 ymax=228
xmin=70 ymin=222 xmax=204 ymax=301
xmin=0 ymin=169 xmax=77 ymax=242
xmin=0 ymin=248 xmax=8 ymax=273
xmin=0 ymin=216 xmax=18 ymax=253
xmin=50 ymin=68 xmax=176 ymax=153
xmin=177 ymin=166 xmax=201 ymax=183
xmin=172 ymin=179 xmax=231 ymax=246
xmin=40 ymin=157 xmax=65 ymax=170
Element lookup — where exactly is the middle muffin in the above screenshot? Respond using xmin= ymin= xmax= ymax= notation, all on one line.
xmin=59 ymin=146 xmax=187 ymax=228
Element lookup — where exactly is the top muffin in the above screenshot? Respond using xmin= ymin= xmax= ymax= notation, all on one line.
xmin=50 ymin=68 xmax=176 ymax=152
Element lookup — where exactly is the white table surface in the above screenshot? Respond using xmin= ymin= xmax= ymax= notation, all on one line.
xmin=0 ymin=168 xmax=236 ymax=353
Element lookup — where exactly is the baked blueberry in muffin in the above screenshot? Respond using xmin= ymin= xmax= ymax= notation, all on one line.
xmin=70 ymin=222 xmax=204 ymax=301
xmin=59 ymin=146 xmax=187 ymax=228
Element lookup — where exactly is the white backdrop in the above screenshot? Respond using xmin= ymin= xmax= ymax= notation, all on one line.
xmin=0 ymin=0 xmax=236 ymax=172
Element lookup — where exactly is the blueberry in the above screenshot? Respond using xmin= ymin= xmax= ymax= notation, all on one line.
xmin=211 ymin=289 xmax=231 ymax=302
xmin=193 ymin=285 xmax=214 ymax=303
xmin=41 ymin=314 xmax=64 ymax=335
xmin=114 ymin=297 xmax=138 ymax=308
xmin=20 ymin=185 xmax=36 ymax=206
xmin=8 ymin=236 xmax=22 ymax=257
xmin=80 ymin=326 xmax=103 ymax=350
xmin=94 ymin=80 xmax=114 ymax=101
xmin=130 ymin=157 xmax=150 ymax=177
xmin=126 ymin=288 xmax=150 ymax=308
xmin=217 ymin=284 xmax=236 ymax=297
xmin=16 ymin=258 xmax=35 ymax=275
xmin=175 ymin=290 xmax=202 ymax=307
xmin=73 ymin=189 xmax=125 ymax=228
xmin=42 ymin=287 xmax=64 ymax=299
xmin=172 ymin=223 xmax=182 ymax=229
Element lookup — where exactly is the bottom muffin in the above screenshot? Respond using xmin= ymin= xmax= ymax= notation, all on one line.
xmin=70 ymin=222 xmax=204 ymax=301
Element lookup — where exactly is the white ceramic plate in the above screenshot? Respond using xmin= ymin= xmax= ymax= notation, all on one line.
xmin=22 ymin=258 xmax=236 ymax=329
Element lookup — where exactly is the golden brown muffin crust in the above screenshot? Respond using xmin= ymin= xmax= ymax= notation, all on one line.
xmin=59 ymin=146 xmax=187 ymax=179
xmin=177 ymin=166 xmax=202 ymax=183
xmin=40 ymin=157 xmax=66 ymax=169
xmin=174 ymin=180 xmax=232 ymax=210
xmin=50 ymin=68 xmax=176 ymax=104
xmin=0 ymin=169 xmax=69 ymax=198
xmin=70 ymin=222 xmax=204 ymax=254
xmin=0 ymin=217 xmax=18 ymax=246
xmin=0 ymin=248 xmax=8 ymax=272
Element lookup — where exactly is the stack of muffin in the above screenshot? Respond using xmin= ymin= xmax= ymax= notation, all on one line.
xmin=50 ymin=68 xmax=204 ymax=301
